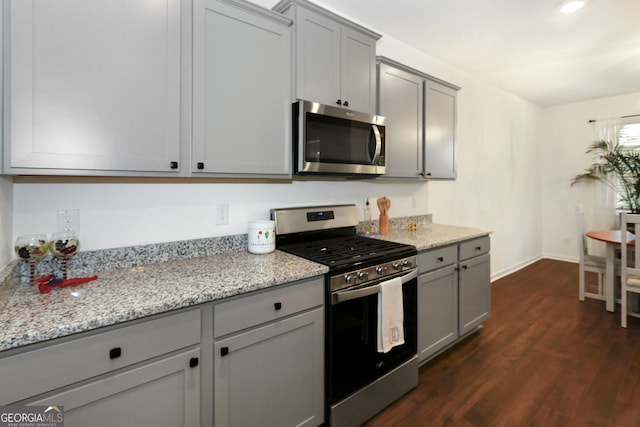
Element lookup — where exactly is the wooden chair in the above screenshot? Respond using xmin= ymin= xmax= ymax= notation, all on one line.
xmin=576 ymin=205 xmax=606 ymax=301
xmin=620 ymin=213 xmax=640 ymax=327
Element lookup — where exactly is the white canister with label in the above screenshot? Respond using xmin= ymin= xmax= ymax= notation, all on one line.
xmin=247 ymin=220 xmax=276 ymax=254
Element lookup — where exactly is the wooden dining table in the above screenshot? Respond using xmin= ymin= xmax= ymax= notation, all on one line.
xmin=585 ymin=230 xmax=635 ymax=312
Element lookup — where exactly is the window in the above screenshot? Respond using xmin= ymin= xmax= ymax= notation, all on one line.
xmin=619 ymin=119 xmax=640 ymax=150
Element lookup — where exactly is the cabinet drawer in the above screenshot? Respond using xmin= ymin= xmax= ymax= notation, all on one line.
xmin=459 ymin=236 xmax=491 ymax=260
xmin=214 ymin=276 xmax=324 ymax=338
xmin=0 ymin=309 xmax=201 ymax=404
xmin=418 ymin=245 xmax=458 ymax=274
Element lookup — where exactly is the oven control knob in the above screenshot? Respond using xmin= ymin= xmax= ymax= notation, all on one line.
xmin=376 ymin=266 xmax=388 ymax=275
xmin=402 ymin=259 xmax=412 ymax=268
xmin=344 ymin=274 xmax=353 ymax=284
xmin=392 ymin=262 xmax=401 ymax=270
xmin=357 ymin=271 xmax=369 ymax=281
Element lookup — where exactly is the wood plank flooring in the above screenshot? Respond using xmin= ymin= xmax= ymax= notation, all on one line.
xmin=363 ymin=259 xmax=640 ymax=427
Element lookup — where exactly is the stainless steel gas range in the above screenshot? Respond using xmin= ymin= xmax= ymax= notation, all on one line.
xmin=272 ymin=204 xmax=418 ymax=427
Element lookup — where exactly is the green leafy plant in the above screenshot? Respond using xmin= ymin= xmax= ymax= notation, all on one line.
xmin=572 ymin=140 xmax=640 ymax=213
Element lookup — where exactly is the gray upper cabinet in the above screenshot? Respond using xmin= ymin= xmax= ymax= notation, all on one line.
xmin=424 ymin=79 xmax=458 ymax=179
xmin=274 ymin=0 xmax=380 ymax=114
xmin=3 ymin=0 xmax=185 ymax=175
xmin=192 ymin=0 xmax=292 ymax=177
xmin=377 ymin=57 xmax=459 ymax=180
xmin=377 ymin=61 xmax=424 ymax=178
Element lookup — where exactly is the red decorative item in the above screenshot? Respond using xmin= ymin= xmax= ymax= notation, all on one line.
xmin=37 ymin=275 xmax=98 ymax=294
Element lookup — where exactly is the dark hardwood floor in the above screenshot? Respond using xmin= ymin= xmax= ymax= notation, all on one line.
xmin=363 ymin=259 xmax=640 ymax=427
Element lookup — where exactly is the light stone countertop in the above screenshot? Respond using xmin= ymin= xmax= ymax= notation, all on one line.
xmin=374 ymin=223 xmax=491 ymax=251
xmin=0 ymin=221 xmax=490 ymax=353
xmin=0 ymin=250 xmax=328 ymax=352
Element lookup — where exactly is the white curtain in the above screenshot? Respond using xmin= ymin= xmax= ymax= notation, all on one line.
xmin=585 ymin=118 xmax=622 ymax=256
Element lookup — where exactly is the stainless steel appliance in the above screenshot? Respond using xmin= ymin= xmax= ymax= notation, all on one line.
xmin=271 ymin=204 xmax=418 ymax=427
xmin=293 ymin=100 xmax=387 ymax=176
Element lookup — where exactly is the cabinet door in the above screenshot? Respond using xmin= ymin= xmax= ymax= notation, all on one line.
xmin=294 ymin=6 xmax=342 ymax=107
xmin=377 ymin=62 xmax=424 ymax=178
xmin=192 ymin=0 xmax=291 ymax=177
xmin=27 ymin=349 xmax=200 ymax=427
xmin=341 ymin=27 xmax=377 ymax=114
xmin=459 ymin=253 xmax=491 ymax=336
xmin=214 ymin=308 xmax=324 ymax=427
xmin=418 ymin=264 xmax=458 ymax=362
xmin=5 ymin=0 xmax=182 ymax=174
xmin=423 ymin=79 xmax=458 ymax=179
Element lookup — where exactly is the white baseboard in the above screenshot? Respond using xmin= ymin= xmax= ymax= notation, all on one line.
xmin=490 ymin=255 xmax=543 ymax=282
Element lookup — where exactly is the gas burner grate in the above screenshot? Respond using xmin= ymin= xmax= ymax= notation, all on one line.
xmin=279 ymin=235 xmax=414 ymax=268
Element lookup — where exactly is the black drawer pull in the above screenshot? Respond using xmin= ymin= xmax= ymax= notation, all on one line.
xmin=475 ymin=246 xmax=482 ymax=251
xmin=109 ymin=347 xmax=122 ymax=359
xmin=197 ymin=162 xmax=204 ymax=170
xmin=343 ymin=100 xmax=349 ymax=107
xmin=274 ymin=302 xmax=282 ymax=311
xmin=220 ymin=347 xmax=229 ymax=357
xmin=336 ymin=99 xmax=342 ymax=106
xmin=189 ymin=357 xmax=199 ymax=368
xmin=437 ymin=256 xmax=444 ymax=262
xmin=170 ymin=161 xmax=178 ymax=169
xmin=462 ymin=265 xmax=468 ymax=270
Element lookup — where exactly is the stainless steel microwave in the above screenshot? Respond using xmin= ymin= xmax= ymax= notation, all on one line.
xmin=293 ymin=100 xmax=387 ymax=176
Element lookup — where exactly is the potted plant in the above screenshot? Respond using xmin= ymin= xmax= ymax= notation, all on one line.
xmin=571 ymin=139 xmax=640 ymax=213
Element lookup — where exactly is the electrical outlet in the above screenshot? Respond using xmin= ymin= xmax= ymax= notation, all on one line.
xmin=57 ymin=209 xmax=80 ymax=233
xmin=216 ymin=204 xmax=229 ymax=225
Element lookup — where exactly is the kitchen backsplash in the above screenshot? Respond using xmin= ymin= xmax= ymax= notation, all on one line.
xmin=4 ymin=214 xmax=432 ymax=284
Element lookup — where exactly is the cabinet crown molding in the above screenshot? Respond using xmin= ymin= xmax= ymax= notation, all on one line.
xmin=273 ymin=0 xmax=381 ymax=40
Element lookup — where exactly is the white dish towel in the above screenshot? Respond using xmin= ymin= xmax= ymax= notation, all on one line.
xmin=377 ymin=276 xmax=405 ymax=353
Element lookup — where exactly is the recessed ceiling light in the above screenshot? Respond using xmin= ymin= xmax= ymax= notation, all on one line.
xmin=560 ymin=0 xmax=587 ymax=14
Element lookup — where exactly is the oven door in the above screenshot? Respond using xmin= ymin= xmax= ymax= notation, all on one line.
xmin=294 ymin=100 xmax=386 ymax=175
xmin=327 ymin=268 xmax=418 ymax=404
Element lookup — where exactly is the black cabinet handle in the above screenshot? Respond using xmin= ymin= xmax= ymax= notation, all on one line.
xmin=197 ymin=162 xmax=204 ymax=170
xmin=462 ymin=265 xmax=468 ymax=270
xmin=220 ymin=347 xmax=229 ymax=357
xmin=343 ymin=100 xmax=349 ymax=107
xmin=189 ymin=357 xmax=199 ymax=368
xmin=437 ymin=257 xmax=444 ymax=262
xmin=109 ymin=347 xmax=122 ymax=359
xmin=170 ymin=161 xmax=178 ymax=169
xmin=475 ymin=246 xmax=482 ymax=251
xmin=274 ymin=302 xmax=282 ymax=311
xmin=336 ymin=99 xmax=342 ymax=106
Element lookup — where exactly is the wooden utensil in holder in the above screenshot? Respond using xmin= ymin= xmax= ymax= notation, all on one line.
xmin=377 ymin=197 xmax=390 ymax=235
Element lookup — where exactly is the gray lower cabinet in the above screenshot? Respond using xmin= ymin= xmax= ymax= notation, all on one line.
xmin=459 ymin=238 xmax=491 ymax=335
xmin=418 ymin=236 xmax=490 ymax=363
xmin=418 ymin=263 xmax=458 ymax=362
xmin=192 ymin=0 xmax=292 ymax=177
xmin=211 ymin=277 xmax=325 ymax=427
xmin=27 ymin=348 xmax=200 ymax=427
xmin=0 ymin=309 xmax=201 ymax=426
xmin=376 ymin=56 xmax=459 ymax=180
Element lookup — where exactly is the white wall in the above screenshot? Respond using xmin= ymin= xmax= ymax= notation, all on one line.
xmin=541 ymin=92 xmax=640 ymax=261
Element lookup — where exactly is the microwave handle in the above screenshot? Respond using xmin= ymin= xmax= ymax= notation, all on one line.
xmin=331 ymin=268 xmax=418 ymax=305
xmin=370 ymin=125 xmax=382 ymax=165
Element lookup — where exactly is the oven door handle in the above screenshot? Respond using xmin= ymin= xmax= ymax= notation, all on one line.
xmin=331 ymin=269 xmax=418 ymax=305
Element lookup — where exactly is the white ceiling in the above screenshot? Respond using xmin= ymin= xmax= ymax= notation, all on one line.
xmin=258 ymin=0 xmax=640 ymax=107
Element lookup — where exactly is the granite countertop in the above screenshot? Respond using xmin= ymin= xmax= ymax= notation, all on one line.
xmin=0 ymin=220 xmax=490 ymax=353
xmin=377 ymin=223 xmax=491 ymax=251
xmin=0 ymin=250 xmax=328 ymax=352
